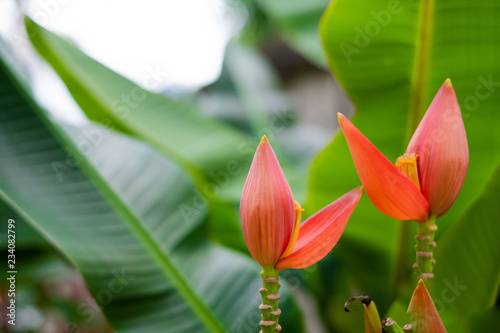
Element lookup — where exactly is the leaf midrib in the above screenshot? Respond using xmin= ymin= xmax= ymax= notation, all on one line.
xmin=405 ymin=0 xmax=435 ymax=143
xmin=25 ymin=18 xmax=210 ymax=189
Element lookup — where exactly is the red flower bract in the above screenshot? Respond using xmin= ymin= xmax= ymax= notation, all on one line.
xmin=240 ymin=136 xmax=295 ymax=266
xmin=240 ymin=136 xmax=362 ymax=270
xmin=338 ymin=79 xmax=468 ymax=222
xmin=408 ymin=279 xmax=447 ymax=332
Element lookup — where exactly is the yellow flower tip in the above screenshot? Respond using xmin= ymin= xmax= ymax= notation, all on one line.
xmin=395 ymin=153 xmax=421 ymax=192
xmin=395 ymin=152 xmax=418 ymax=165
xmin=444 ymin=78 xmax=452 ymax=87
xmin=408 ymin=278 xmax=447 ymax=332
xmin=337 ymin=112 xmax=346 ymax=123
xmin=295 ymin=201 xmax=305 ymax=213
xmin=260 ymin=135 xmax=268 ymax=144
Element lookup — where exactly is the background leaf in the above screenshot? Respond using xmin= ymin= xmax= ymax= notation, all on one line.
xmin=430 ymin=164 xmax=500 ymax=322
xmin=310 ymin=0 xmax=500 ymax=316
xmin=250 ymin=0 xmax=330 ymax=67
xmin=0 ymin=199 xmax=47 ymax=249
xmin=25 ymin=17 xmax=332 ymax=255
xmin=0 ymin=46 xmax=303 ymax=332
xmin=25 ymin=17 xmax=252 ymax=197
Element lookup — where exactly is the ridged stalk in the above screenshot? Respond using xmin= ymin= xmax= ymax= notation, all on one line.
xmin=259 ymin=266 xmax=281 ymax=333
xmin=383 ymin=318 xmax=404 ymax=333
xmin=414 ymin=215 xmax=437 ymax=279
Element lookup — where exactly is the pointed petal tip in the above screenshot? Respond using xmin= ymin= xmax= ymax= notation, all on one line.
xmin=441 ymin=78 xmax=455 ymax=95
xmin=337 ymin=113 xmax=355 ymax=136
xmin=407 ymin=77 xmax=467 ymax=217
xmin=256 ymin=135 xmax=274 ymax=156
xmin=337 ymin=112 xmax=347 ymax=124
xmin=350 ymin=185 xmax=364 ymax=200
xmin=338 ymin=117 xmax=429 ymax=221
xmin=414 ymin=279 xmax=426 ymax=292
xmin=408 ymin=279 xmax=447 ymax=332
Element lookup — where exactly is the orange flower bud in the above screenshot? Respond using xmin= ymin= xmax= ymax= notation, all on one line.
xmin=338 ymin=79 xmax=468 ymax=222
xmin=408 ymin=279 xmax=447 ymax=332
xmin=241 ymin=136 xmax=362 ymax=269
xmin=240 ymin=136 xmax=295 ymax=266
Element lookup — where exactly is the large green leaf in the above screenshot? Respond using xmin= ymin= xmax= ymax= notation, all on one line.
xmin=385 ymin=165 xmax=500 ymax=328
xmin=317 ymin=0 xmax=500 ymax=236
xmin=385 ymin=165 xmax=500 ymax=330
xmin=0 ymin=198 xmax=47 ymax=249
xmin=251 ymin=0 xmax=330 ymax=67
xmin=0 ymin=46 xmax=303 ymax=332
xmin=309 ymin=0 xmax=500 ymax=311
xmin=24 ymin=18 xmax=252 ymax=196
xmin=224 ymin=43 xmax=326 ymax=201
xmin=430 ymin=164 xmax=500 ymax=321
xmin=23 ymin=17 xmax=255 ymax=253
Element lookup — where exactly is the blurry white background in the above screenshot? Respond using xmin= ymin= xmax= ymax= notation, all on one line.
xmin=0 ymin=0 xmax=246 ymax=123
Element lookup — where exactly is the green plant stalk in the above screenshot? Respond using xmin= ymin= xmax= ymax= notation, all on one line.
xmin=382 ymin=318 xmax=404 ymax=333
xmin=394 ymin=221 xmax=412 ymax=292
xmin=259 ymin=266 xmax=281 ymax=333
xmin=414 ymin=215 xmax=437 ymax=279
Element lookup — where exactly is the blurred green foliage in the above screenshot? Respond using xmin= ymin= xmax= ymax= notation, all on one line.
xmin=0 ymin=0 xmax=499 ymax=332
xmin=0 ymin=49 xmax=304 ymax=331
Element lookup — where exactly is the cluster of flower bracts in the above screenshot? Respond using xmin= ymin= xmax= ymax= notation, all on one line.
xmin=240 ymin=79 xmax=467 ymax=332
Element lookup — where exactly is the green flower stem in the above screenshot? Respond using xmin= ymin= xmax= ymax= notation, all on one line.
xmin=414 ymin=215 xmax=437 ymax=279
xmin=382 ymin=318 xmax=404 ymax=332
xmin=394 ymin=221 xmax=412 ymax=292
xmin=259 ymin=266 xmax=281 ymax=333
